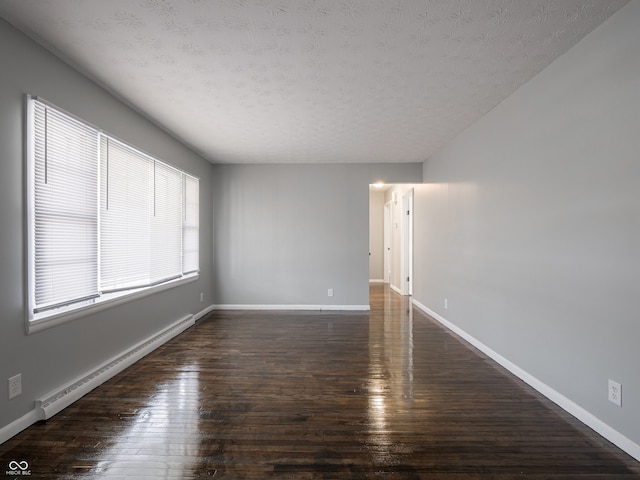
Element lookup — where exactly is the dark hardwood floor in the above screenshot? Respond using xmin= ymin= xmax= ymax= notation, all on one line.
xmin=2 ymin=284 xmax=639 ymax=479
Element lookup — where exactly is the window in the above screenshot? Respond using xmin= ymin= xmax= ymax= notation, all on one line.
xmin=27 ymin=96 xmax=199 ymax=329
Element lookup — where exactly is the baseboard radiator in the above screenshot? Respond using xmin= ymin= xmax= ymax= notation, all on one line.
xmin=35 ymin=314 xmax=195 ymax=420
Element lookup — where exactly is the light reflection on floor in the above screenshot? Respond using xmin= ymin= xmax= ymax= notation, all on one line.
xmin=84 ymin=368 xmax=201 ymax=479
xmin=368 ymin=290 xmax=415 ymax=462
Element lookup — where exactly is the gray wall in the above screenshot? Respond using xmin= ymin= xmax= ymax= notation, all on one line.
xmin=212 ymin=163 xmax=422 ymax=307
xmin=0 ymin=19 xmax=213 ymax=433
xmin=414 ymin=1 xmax=640 ymax=448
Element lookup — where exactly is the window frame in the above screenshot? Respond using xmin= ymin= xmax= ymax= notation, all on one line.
xmin=25 ymin=95 xmax=199 ymax=334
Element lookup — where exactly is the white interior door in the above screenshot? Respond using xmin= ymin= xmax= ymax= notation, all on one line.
xmin=401 ymin=189 xmax=414 ymax=296
xmin=383 ymin=201 xmax=391 ymax=284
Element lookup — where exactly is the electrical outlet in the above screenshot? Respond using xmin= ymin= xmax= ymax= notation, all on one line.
xmin=200 ymin=292 xmax=204 ymax=302
xmin=608 ymin=379 xmax=622 ymax=406
xmin=8 ymin=374 xmax=21 ymax=400
xmin=328 ymin=288 xmax=334 ymax=297
xmin=444 ymin=298 xmax=448 ymax=310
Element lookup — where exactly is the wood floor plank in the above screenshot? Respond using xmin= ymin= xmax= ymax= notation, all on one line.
xmin=1 ymin=284 xmax=639 ymax=479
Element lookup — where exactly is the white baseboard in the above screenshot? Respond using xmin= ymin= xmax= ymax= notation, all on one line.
xmin=0 ymin=410 xmax=40 ymax=446
xmin=389 ymin=284 xmax=402 ymax=295
xmin=369 ymin=279 xmax=385 ymax=283
xmin=213 ymin=304 xmax=370 ymax=311
xmin=411 ymin=298 xmax=640 ymax=463
xmin=193 ymin=304 xmax=216 ymax=321
xmin=0 ymin=308 xmax=208 ymax=445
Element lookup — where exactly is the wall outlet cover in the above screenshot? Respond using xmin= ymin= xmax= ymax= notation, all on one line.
xmin=608 ymin=379 xmax=621 ymax=407
xmin=8 ymin=374 xmax=22 ymax=400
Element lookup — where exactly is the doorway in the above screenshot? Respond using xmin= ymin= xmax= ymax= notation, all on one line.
xmin=370 ymin=185 xmax=414 ymax=295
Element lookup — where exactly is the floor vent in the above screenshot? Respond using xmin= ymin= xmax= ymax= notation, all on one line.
xmin=36 ymin=314 xmax=195 ymax=420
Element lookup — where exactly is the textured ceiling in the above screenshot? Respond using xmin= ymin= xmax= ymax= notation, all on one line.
xmin=0 ymin=0 xmax=629 ymax=164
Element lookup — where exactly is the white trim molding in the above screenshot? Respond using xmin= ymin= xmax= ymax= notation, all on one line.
xmin=213 ymin=304 xmax=370 ymax=311
xmin=193 ymin=304 xmax=216 ymax=321
xmin=411 ymin=298 xmax=640 ymax=463
xmin=0 ymin=410 xmax=41 ymax=447
xmin=369 ymin=279 xmax=385 ymax=284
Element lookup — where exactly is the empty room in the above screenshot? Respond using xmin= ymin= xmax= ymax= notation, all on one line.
xmin=1 ymin=0 xmax=639 ymax=478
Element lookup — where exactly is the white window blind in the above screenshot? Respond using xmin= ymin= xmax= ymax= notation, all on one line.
xmin=150 ymin=160 xmax=183 ymax=284
xmin=28 ymin=96 xmax=199 ymax=322
xmin=100 ymin=136 xmax=152 ymax=292
xmin=183 ymin=175 xmax=200 ymax=274
xmin=31 ymin=100 xmax=99 ymax=313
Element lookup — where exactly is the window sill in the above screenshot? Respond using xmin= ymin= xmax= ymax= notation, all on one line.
xmin=27 ymin=273 xmax=199 ymax=334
